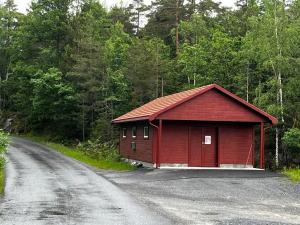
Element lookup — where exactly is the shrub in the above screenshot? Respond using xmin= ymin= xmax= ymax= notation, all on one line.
xmin=0 ymin=130 xmax=9 ymax=169
xmin=282 ymin=128 xmax=300 ymax=164
xmin=0 ymin=157 xmax=5 ymax=170
xmin=283 ymin=167 xmax=300 ymax=182
xmin=82 ymin=139 xmax=121 ymax=161
xmin=0 ymin=130 xmax=9 ymax=154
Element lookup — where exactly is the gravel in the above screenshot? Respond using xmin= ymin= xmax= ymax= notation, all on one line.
xmin=102 ymin=167 xmax=300 ymax=225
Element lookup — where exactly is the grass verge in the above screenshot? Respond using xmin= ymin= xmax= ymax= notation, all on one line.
xmin=283 ymin=168 xmax=300 ymax=182
xmin=0 ymin=168 xmax=4 ymax=194
xmin=20 ymin=135 xmax=135 ymax=171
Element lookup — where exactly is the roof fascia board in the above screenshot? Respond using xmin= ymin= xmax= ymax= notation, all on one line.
xmin=112 ymin=116 xmax=149 ymax=124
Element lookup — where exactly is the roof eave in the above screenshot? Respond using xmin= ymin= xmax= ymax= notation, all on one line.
xmin=112 ymin=116 xmax=149 ymax=124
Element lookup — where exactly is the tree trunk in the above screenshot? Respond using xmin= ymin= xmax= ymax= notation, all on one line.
xmin=246 ymin=61 xmax=249 ymax=102
xmin=275 ymin=127 xmax=279 ymax=167
xmin=274 ymin=0 xmax=284 ymax=167
xmin=82 ymin=98 xmax=85 ymax=142
xmin=193 ymin=74 xmax=196 ymax=86
xmin=156 ymin=43 xmax=159 ymax=97
xmin=175 ymin=0 xmax=180 ymax=56
xmin=161 ymin=76 xmax=164 ymax=97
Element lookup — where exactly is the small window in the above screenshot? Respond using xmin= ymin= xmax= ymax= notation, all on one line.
xmin=131 ymin=142 xmax=136 ymax=151
xmin=122 ymin=128 xmax=127 ymax=138
xmin=132 ymin=126 xmax=137 ymax=138
xmin=144 ymin=126 xmax=149 ymax=139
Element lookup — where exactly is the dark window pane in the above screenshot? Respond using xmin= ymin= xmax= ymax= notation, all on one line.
xmin=144 ymin=126 xmax=149 ymax=139
xmin=122 ymin=128 xmax=127 ymax=138
xmin=132 ymin=126 xmax=137 ymax=138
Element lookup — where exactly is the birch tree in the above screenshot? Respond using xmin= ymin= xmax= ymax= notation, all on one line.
xmin=242 ymin=0 xmax=295 ymax=167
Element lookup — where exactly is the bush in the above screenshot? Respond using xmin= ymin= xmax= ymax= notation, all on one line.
xmin=81 ymin=139 xmax=121 ymax=161
xmin=0 ymin=130 xmax=9 ymax=154
xmin=282 ymin=128 xmax=300 ymax=164
xmin=0 ymin=130 xmax=9 ymax=170
xmin=283 ymin=167 xmax=300 ymax=182
xmin=0 ymin=157 xmax=5 ymax=170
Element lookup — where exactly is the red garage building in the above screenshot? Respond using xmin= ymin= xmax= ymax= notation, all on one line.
xmin=112 ymin=84 xmax=277 ymax=169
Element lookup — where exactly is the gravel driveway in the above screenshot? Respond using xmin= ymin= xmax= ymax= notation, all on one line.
xmin=101 ymin=168 xmax=300 ymax=225
xmin=0 ymin=138 xmax=172 ymax=225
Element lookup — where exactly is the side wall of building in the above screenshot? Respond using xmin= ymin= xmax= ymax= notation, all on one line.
xmin=119 ymin=121 xmax=153 ymax=163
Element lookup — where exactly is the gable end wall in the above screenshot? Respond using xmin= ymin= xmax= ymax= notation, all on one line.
xmin=158 ymin=89 xmax=267 ymax=122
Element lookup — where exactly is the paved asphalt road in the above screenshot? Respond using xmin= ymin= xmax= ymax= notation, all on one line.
xmin=0 ymin=138 xmax=173 ymax=225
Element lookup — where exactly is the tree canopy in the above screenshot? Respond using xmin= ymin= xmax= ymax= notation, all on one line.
xmin=0 ymin=0 xmax=300 ymax=167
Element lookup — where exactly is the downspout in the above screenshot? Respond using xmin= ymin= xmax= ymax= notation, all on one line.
xmin=150 ymin=120 xmax=160 ymax=168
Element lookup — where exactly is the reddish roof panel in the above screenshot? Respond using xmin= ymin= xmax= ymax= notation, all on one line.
xmin=113 ymin=84 xmax=213 ymax=123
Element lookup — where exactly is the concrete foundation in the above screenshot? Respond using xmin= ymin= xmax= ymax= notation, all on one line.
xmin=122 ymin=159 xmax=261 ymax=170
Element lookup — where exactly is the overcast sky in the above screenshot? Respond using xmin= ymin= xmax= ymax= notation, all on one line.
xmin=0 ymin=0 xmax=236 ymax=14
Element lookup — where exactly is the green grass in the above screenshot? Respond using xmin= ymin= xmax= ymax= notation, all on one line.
xmin=283 ymin=168 xmax=300 ymax=182
xmin=0 ymin=168 xmax=4 ymax=194
xmin=20 ymin=135 xmax=135 ymax=171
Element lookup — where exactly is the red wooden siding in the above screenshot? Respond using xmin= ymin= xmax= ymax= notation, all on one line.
xmin=158 ymin=89 xmax=267 ymax=123
xmin=189 ymin=127 xmax=202 ymax=166
xmin=157 ymin=121 xmax=254 ymax=166
xmin=201 ymin=127 xmax=217 ymax=167
xmin=160 ymin=122 xmax=189 ymax=164
xmin=219 ymin=125 xmax=254 ymax=165
xmin=119 ymin=122 xmax=153 ymax=163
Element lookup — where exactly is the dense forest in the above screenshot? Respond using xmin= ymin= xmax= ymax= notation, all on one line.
xmin=0 ymin=0 xmax=300 ymax=167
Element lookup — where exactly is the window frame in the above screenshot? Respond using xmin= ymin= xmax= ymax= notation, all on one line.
xmin=132 ymin=126 xmax=137 ymax=138
xmin=143 ymin=126 xmax=149 ymax=139
xmin=122 ymin=128 xmax=127 ymax=138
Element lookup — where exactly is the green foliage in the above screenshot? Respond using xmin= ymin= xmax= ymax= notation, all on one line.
xmin=22 ymin=135 xmax=134 ymax=171
xmin=1 ymin=0 xmax=300 ymax=169
xmin=124 ymin=38 xmax=170 ymax=106
xmin=81 ymin=140 xmax=120 ymax=161
xmin=31 ymin=68 xmax=77 ymax=137
xmin=283 ymin=167 xmax=300 ymax=182
xmin=0 ymin=168 xmax=4 ymax=194
xmin=0 ymin=129 xmax=9 ymax=171
xmin=283 ymin=128 xmax=300 ymax=155
xmin=0 ymin=130 xmax=9 ymax=154
xmin=0 ymin=130 xmax=9 ymax=194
